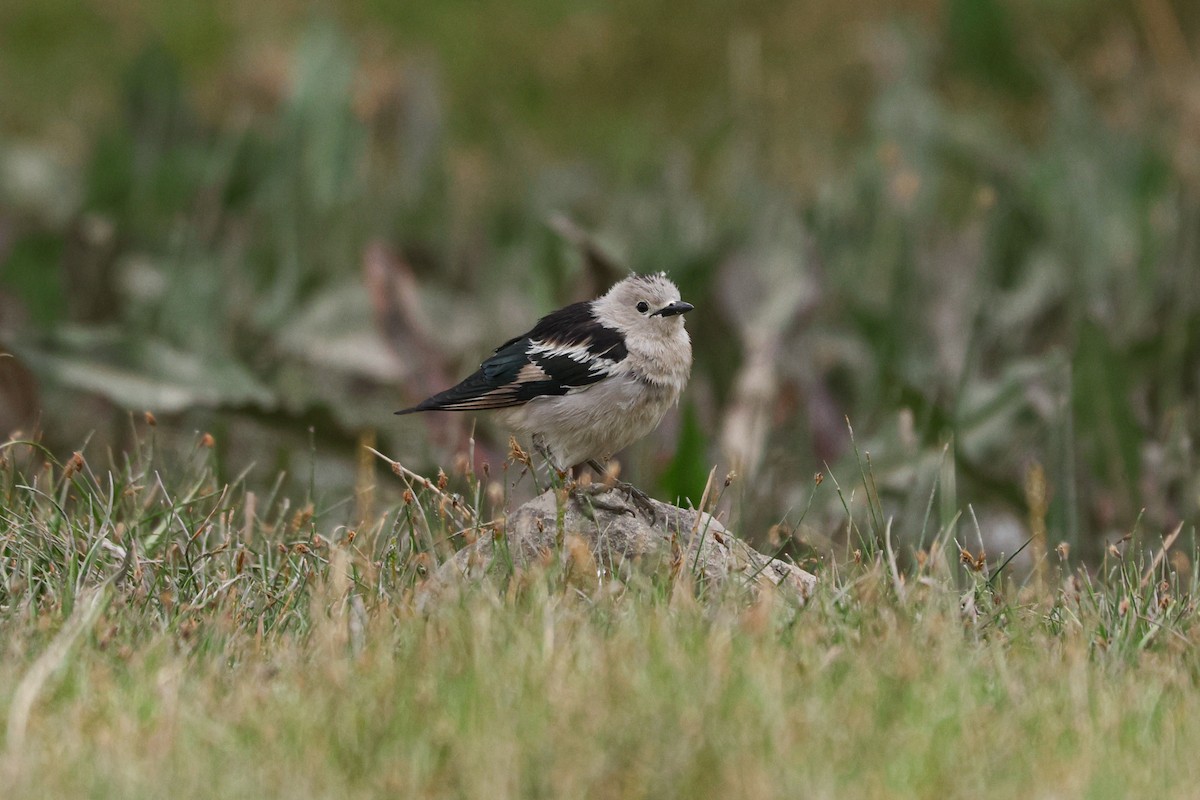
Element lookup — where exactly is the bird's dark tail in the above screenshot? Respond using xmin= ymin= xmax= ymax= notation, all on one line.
xmin=394 ymin=404 xmax=427 ymax=416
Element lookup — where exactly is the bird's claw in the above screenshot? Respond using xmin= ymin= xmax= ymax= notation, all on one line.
xmin=571 ymin=479 xmax=659 ymax=522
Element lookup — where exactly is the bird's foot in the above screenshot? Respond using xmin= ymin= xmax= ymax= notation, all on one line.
xmin=571 ymin=473 xmax=659 ymax=522
xmin=615 ymin=481 xmax=660 ymax=521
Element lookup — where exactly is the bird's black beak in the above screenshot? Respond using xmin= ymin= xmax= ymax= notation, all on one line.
xmin=651 ymin=301 xmax=694 ymax=317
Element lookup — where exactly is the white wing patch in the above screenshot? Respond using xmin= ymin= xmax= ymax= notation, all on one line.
xmin=528 ymin=339 xmax=624 ymax=382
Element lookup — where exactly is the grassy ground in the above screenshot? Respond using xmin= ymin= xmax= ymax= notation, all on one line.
xmin=3 ymin=438 xmax=1198 ymax=799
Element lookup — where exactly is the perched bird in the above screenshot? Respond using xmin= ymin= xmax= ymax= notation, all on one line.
xmin=396 ymin=273 xmax=694 ymax=478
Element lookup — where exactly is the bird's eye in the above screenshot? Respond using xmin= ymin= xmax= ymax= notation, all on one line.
xmin=636 ymin=301 xmax=650 ymax=313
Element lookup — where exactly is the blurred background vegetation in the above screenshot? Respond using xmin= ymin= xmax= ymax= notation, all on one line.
xmin=2 ymin=0 xmax=1198 ymax=565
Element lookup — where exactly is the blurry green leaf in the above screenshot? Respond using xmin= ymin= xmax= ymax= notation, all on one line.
xmin=12 ymin=327 xmax=274 ymax=413
xmin=150 ymin=255 xmax=235 ymax=358
xmin=221 ymin=131 xmax=273 ymax=210
xmin=946 ymin=0 xmax=1036 ymax=96
xmin=276 ymin=285 xmax=405 ymax=380
xmin=253 ymin=24 xmax=366 ymax=325
xmin=0 ymin=232 xmax=64 ymax=325
xmin=122 ymin=44 xmax=193 ymax=143
xmin=85 ymin=130 xmax=136 ymax=214
xmin=955 ymin=358 xmax=1046 ymax=463
xmin=1072 ymin=319 xmax=1141 ymax=514
xmin=279 ymin=26 xmax=362 ymax=211
xmin=274 ymin=285 xmax=408 ymax=428
xmin=659 ymin=403 xmax=710 ymax=505
xmin=85 ymin=46 xmax=211 ymax=235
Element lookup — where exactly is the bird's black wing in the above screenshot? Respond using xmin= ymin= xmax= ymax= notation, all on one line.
xmin=395 ymin=301 xmax=629 ymax=414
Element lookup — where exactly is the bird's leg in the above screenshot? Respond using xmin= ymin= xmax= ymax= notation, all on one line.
xmin=531 ymin=433 xmax=568 ymax=491
xmin=572 ymin=458 xmax=659 ymax=521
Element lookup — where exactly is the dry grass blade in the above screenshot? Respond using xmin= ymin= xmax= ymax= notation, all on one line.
xmin=5 ymin=587 xmax=109 ymax=755
xmin=366 ymin=446 xmax=475 ymax=523
xmin=883 ymin=517 xmax=905 ymax=601
xmin=690 ymin=465 xmax=717 ymax=535
xmin=1140 ymin=521 xmax=1185 ymax=589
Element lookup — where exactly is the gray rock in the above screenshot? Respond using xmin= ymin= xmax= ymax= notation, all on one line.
xmin=419 ymin=487 xmax=816 ymax=607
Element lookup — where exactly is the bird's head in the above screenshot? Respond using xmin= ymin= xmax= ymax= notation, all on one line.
xmin=593 ymin=273 xmax=694 ymax=343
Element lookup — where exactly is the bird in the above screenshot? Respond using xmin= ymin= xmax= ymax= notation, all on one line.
xmin=396 ymin=273 xmax=694 ymax=496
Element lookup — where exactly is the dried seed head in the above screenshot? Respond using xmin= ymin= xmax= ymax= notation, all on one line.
xmin=437 ymin=469 xmax=448 ymax=491
xmin=290 ymin=504 xmax=314 ymax=532
xmin=814 ymin=472 xmax=824 ymax=486
xmin=1055 ymin=542 xmax=1070 ymax=560
xmin=403 ymin=489 xmax=414 ymax=505
xmin=508 ymin=437 xmax=529 ymax=465
xmin=63 ymin=451 xmax=85 ymax=479
xmin=958 ymin=547 xmax=986 ymax=572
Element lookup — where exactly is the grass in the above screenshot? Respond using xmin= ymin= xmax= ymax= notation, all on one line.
xmin=3 ymin=436 xmax=1200 ymax=798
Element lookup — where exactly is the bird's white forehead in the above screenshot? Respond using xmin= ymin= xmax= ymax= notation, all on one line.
xmin=605 ymin=273 xmax=681 ymax=304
